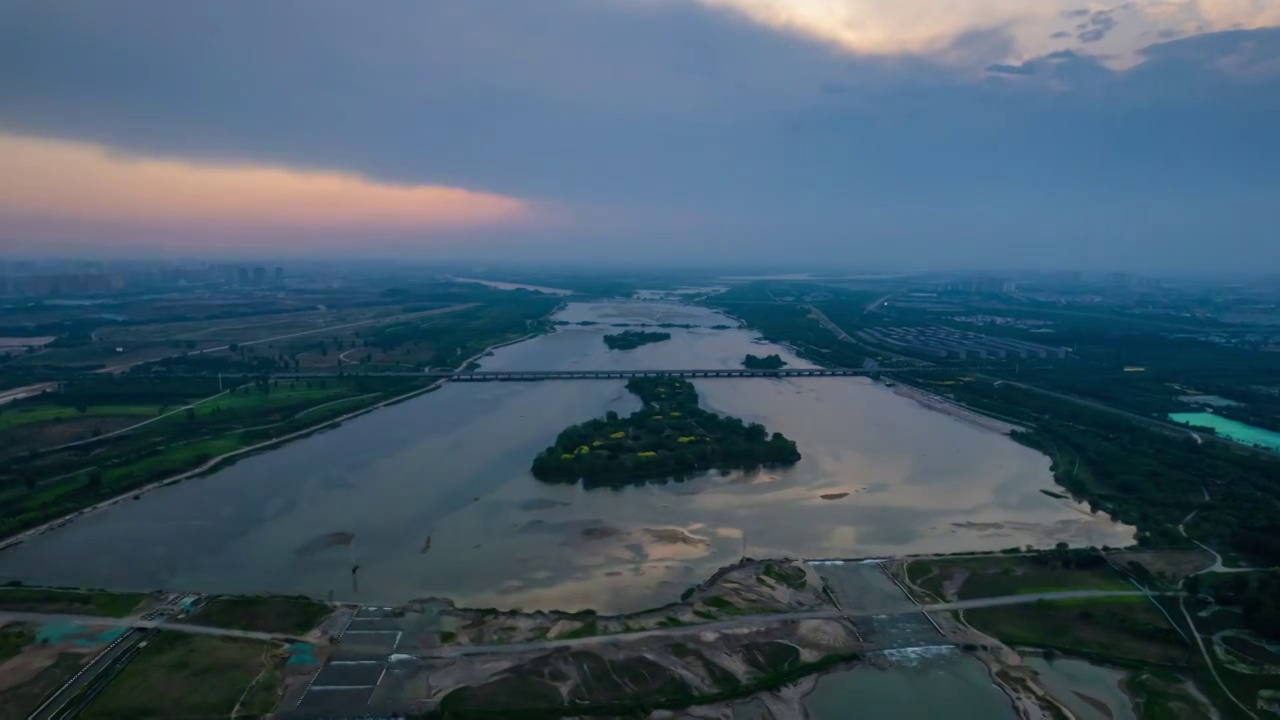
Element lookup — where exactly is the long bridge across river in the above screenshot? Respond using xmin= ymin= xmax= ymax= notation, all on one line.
xmin=221 ymin=366 xmax=979 ymax=382
xmin=438 ymin=367 xmax=874 ymax=381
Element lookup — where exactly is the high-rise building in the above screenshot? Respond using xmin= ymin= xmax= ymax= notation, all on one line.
xmin=252 ymin=266 xmax=267 ymax=285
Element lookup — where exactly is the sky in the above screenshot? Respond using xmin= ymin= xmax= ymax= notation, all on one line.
xmin=1 ymin=0 xmax=1278 ymax=271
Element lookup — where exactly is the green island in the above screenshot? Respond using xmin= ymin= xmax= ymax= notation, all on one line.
xmin=602 ymin=330 xmax=671 ymax=350
xmin=742 ymin=353 xmax=787 ymax=370
xmin=530 ymin=377 xmax=800 ymax=487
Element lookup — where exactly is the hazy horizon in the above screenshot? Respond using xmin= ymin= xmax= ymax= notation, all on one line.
xmin=2 ymin=1 xmax=1278 ymax=272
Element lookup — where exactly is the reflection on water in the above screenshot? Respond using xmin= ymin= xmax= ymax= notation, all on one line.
xmin=804 ymin=655 xmax=1017 ymax=720
xmin=1024 ymin=657 xmax=1136 ymax=720
xmin=0 ymin=302 xmax=1132 ymax=612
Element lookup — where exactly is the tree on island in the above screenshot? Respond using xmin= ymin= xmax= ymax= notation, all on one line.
xmin=602 ymin=330 xmax=671 ymax=350
xmin=531 ymin=377 xmax=800 ymax=488
xmin=742 ymin=354 xmax=787 ymax=370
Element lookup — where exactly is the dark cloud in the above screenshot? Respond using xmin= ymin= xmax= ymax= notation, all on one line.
xmin=0 ymin=0 xmax=1278 ymax=271
xmin=1079 ymin=10 xmax=1119 ymax=43
xmin=1050 ymin=31 xmax=1072 ymax=39
xmin=1062 ymin=9 xmax=1091 ymax=18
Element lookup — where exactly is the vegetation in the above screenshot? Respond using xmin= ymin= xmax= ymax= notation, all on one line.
xmin=530 ymin=378 xmax=800 ymax=487
xmin=432 ymin=648 xmax=860 ymax=719
xmin=742 ymin=353 xmax=786 ymax=370
xmin=908 ymin=548 xmax=1129 ymax=602
xmin=602 ymin=330 xmax=671 ymax=350
xmin=187 ymin=595 xmax=332 ymax=635
xmin=0 ymin=291 xmax=562 ymax=541
xmin=965 ymin=598 xmax=1188 ymax=667
xmin=0 ymin=624 xmax=33 ymax=662
xmin=0 ymin=587 xmax=148 ymax=617
xmin=760 ymin=562 xmax=807 ymax=590
xmin=901 ymin=374 xmax=1280 ymax=560
xmin=78 ymin=632 xmax=280 ymax=719
xmin=1189 ymin=570 xmax=1280 ymax=641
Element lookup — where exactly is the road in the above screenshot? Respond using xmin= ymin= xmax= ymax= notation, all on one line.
xmin=413 ymin=589 xmax=1149 ymax=658
xmin=1179 ymin=595 xmax=1257 ymax=719
xmin=988 ymin=377 xmax=1279 ymax=459
xmin=173 ymin=303 xmax=478 ymax=361
xmin=922 ymin=590 xmax=1151 ymax=612
xmin=0 ymin=611 xmax=292 ymax=641
xmin=0 ymin=303 xmax=477 ymax=404
xmin=26 ymin=628 xmax=147 ymax=720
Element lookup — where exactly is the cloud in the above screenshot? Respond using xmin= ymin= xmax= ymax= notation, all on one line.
xmin=0 ymin=133 xmax=543 ymax=252
xmin=0 ymin=1 xmax=1277 ymax=269
xmin=1078 ymin=10 xmax=1120 ymax=43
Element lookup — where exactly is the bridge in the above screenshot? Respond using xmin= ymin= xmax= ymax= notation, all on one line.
xmin=211 ymin=366 xmax=981 ymax=382
xmin=434 ymin=367 xmax=875 ymax=382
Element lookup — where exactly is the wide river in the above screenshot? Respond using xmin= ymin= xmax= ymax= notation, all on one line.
xmin=0 ymin=302 xmax=1132 ymax=612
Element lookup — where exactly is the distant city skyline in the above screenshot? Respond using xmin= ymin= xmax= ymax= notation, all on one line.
xmin=1 ymin=1 xmax=1278 ymax=271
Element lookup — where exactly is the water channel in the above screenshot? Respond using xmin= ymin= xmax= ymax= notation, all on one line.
xmin=0 ymin=302 xmax=1133 ymax=612
xmin=801 ymin=652 xmax=1017 ymax=719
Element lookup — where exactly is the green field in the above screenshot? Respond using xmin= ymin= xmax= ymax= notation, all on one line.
xmin=907 ymin=554 xmax=1132 ymax=602
xmin=0 ymin=403 xmax=163 ymax=430
xmin=79 ymin=633 xmax=281 ymax=720
xmin=0 ymin=587 xmax=149 ymax=617
xmin=965 ymin=598 xmax=1189 ymax=666
xmin=188 ymin=596 xmax=332 ymax=635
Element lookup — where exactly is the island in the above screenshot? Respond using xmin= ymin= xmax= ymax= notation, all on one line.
xmin=531 ymin=377 xmax=801 ymax=486
xmin=742 ymin=353 xmax=787 ymax=370
xmin=602 ymin=330 xmax=671 ymax=350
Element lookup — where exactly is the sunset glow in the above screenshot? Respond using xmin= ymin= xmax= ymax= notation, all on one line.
xmin=0 ymin=134 xmax=540 ymax=248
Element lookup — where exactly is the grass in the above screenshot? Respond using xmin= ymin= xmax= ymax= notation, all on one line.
xmin=0 ymin=587 xmax=149 ymax=617
xmin=0 ymin=403 xmax=164 ymax=430
xmin=100 ymin=435 xmax=249 ymax=486
xmin=561 ymin=620 xmax=599 ymax=640
xmin=79 ymin=632 xmax=281 ymax=720
xmin=187 ymin=596 xmax=331 ymax=635
xmin=965 ymin=598 xmax=1189 ymax=666
xmin=912 ymin=556 xmax=1131 ymax=601
xmin=760 ymin=563 xmax=807 ymax=590
xmin=0 ymin=624 xmax=33 ymax=661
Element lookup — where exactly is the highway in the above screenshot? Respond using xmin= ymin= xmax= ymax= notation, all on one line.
xmin=0 ymin=611 xmax=293 ymax=641
xmin=27 ymin=629 xmax=151 ymax=720
xmin=411 ymin=589 xmax=1150 ymax=658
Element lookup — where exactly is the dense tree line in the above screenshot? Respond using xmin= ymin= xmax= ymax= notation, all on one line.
xmin=602 ymin=331 xmax=671 ymax=350
xmin=531 ymin=378 xmax=800 ymax=488
xmin=742 ymin=354 xmax=786 ymax=370
xmin=933 ymin=375 xmax=1280 ymax=560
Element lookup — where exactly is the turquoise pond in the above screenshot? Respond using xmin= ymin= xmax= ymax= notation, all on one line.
xmin=35 ymin=623 xmax=128 ymax=647
xmin=1168 ymin=412 xmax=1280 ymax=452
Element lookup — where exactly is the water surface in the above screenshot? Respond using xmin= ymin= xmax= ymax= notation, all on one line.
xmin=804 ymin=656 xmax=1017 ymax=720
xmin=1169 ymin=412 xmax=1280 ymax=451
xmin=1024 ymin=657 xmax=1136 ymax=720
xmin=0 ymin=302 xmax=1132 ymax=612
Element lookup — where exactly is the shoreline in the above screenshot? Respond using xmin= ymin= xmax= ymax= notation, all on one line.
xmin=0 ymin=328 xmax=550 ymax=554
xmin=888 ymin=381 xmax=1026 ymax=436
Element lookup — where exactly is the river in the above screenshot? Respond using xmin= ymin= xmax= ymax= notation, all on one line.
xmin=0 ymin=302 xmax=1132 ymax=612
xmin=802 ymin=653 xmax=1018 ymax=720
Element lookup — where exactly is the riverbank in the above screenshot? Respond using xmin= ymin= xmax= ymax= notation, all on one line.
xmin=889 ymin=382 xmax=1025 ymax=436
xmin=0 ymin=328 xmax=550 ymax=553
